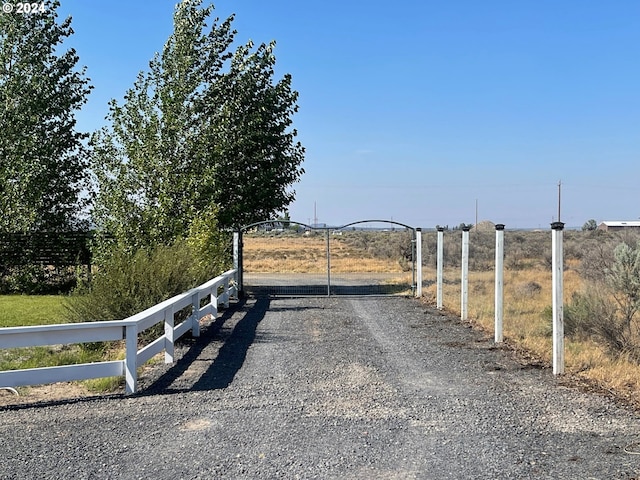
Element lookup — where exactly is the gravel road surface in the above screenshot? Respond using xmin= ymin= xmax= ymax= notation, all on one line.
xmin=2 ymin=295 xmax=640 ymax=479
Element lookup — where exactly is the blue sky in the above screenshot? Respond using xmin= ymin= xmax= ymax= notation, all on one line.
xmin=57 ymin=0 xmax=639 ymax=229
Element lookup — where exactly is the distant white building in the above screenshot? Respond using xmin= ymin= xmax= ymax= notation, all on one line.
xmin=597 ymin=221 xmax=640 ymax=232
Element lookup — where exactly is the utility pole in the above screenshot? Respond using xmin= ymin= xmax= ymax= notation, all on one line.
xmin=475 ymin=199 xmax=478 ymax=231
xmin=557 ymin=180 xmax=562 ymax=223
xmin=314 ymin=201 xmax=318 ymax=227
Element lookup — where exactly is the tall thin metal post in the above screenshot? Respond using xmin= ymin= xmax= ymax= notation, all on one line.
xmin=437 ymin=226 xmax=444 ymax=309
xmin=461 ymin=226 xmax=470 ymax=320
xmin=551 ymin=221 xmax=565 ymax=375
xmin=415 ymin=228 xmax=422 ymax=297
xmin=494 ymin=224 xmax=505 ymax=343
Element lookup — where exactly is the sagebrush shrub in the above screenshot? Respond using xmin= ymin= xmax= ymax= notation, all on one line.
xmin=66 ymin=237 xmax=230 ymax=326
xmin=572 ymin=236 xmax=640 ymax=359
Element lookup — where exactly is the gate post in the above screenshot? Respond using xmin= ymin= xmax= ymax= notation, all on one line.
xmin=437 ymin=226 xmax=444 ymax=310
xmin=461 ymin=226 xmax=470 ymax=320
xmin=551 ymin=221 xmax=565 ymax=375
xmin=494 ymin=224 xmax=505 ymax=343
xmin=234 ymin=230 xmax=243 ymax=297
xmin=415 ymin=228 xmax=422 ymax=297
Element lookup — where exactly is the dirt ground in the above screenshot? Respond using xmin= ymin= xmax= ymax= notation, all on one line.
xmin=0 ymin=382 xmax=98 ymax=406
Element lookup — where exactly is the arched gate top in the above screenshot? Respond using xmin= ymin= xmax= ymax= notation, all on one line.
xmin=240 ymin=219 xmax=416 ymax=232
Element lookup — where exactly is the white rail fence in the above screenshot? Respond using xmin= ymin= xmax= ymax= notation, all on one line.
xmin=0 ymin=269 xmax=238 ymax=395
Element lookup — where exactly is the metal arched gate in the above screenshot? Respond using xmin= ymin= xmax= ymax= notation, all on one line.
xmin=234 ymin=220 xmax=422 ymax=297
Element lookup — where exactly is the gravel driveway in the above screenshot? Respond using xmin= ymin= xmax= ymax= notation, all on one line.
xmin=2 ymin=295 xmax=640 ymax=479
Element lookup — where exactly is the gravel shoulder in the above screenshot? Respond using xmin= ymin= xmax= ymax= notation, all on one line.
xmin=1 ymin=295 xmax=640 ymax=479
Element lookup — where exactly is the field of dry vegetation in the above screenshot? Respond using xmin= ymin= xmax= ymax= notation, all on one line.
xmin=244 ymin=228 xmax=640 ymax=407
xmin=422 ymin=229 xmax=640 ymax=407
xmin=243 ymin=230 xmax=413 ymax=274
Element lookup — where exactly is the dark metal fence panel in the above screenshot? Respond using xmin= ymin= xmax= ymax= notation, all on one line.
xmin=0 ymin=231 xmax=92 ymax=267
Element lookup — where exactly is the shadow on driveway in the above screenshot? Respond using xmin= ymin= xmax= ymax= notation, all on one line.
xmin=143 ymin=296 xmax=271 ymax=394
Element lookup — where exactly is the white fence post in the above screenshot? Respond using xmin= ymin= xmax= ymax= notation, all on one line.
xmin=164 ymin=305 xmax=175 ymax=364
xmin=223 ymin=276 xmax=230 ymax=308
xmin=494 ymin=224 xmax=505 ymax=343
xmin=191 ymin=292 xmax=201 ymax=337
xmin=415 ymin=228 xmax=422 ymax=298
xmin=551 ymin=221 xmax=565 ymax=375
xmin=437 ymin=226 xmax=444 ymax=310
xmin=211 ymin=287 xmax=219 ymax=321
xmin=125 ymin=323 xmax=138 ymax=395
xmin=437 ymin=227 xmax=444 ymax=309
xmin=461 ymin=226 xmax=470 ymax=320
xmin=233 ymin=230 xmax=243 ymax=296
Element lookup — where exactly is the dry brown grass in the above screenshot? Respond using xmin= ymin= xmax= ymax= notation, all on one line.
xmin=424 ymin=265 xmax=571 ymax=348
xmin=243 ymin=235 xmax=405 ymax=274
xmin=423 ymin=260 xmax=640 ymax=408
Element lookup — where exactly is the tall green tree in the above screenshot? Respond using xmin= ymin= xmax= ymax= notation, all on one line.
xmin=203 ymin=40 xmax=305 ymax=227
xmin=92 ymin=0 xmax=304 ymax=250
xmin=0 ymin=1 xmax=92 ymax=232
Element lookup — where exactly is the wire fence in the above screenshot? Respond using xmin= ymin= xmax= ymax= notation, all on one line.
xmin=241 ymin=227 xmax=416 ymax=296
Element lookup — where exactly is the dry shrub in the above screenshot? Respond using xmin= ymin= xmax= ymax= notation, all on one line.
xmin=514 ymin=281 xmax=542 ymax=298
xmin=566 ymin=235 xmax=640 ymax=360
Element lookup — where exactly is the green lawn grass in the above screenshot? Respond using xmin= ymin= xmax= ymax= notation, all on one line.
xmin=0 ymin=294 xmax=78 ymax=373
xmin=0 ymin=295 xmax=118 ymax=390
xmin=0 ymin=295 xmax=68 ymax=328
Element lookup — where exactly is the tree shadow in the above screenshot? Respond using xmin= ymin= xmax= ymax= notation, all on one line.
xmin=141 ymin=296 xmax=271 ymax=394
xmin=1 ymin=296 xmax=322 ymax=410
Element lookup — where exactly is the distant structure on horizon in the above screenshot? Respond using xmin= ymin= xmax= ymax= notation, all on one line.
xmin=471 ymin=220 xmax=496 ymax=232
xmin=597 ymin=221 xmax=640 ymax=232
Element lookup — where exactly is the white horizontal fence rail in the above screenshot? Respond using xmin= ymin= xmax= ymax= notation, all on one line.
xmin=0 ymin=269 xmax=238 ymax=395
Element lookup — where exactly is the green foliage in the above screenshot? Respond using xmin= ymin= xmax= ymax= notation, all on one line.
xmin=569 ymin=237 xmax=640 ymax=358
xmin=207 ymin=40 xmax=305 ymax=227
xmin=91 ymin=0 xmax=304 ymax=252
xmin=186 ymin=207 xmax=232 ymax=277
xmin=83 ymin=375 xmax=123 ymax=393
xmin=66 ymin=239 xmax=223 ymax=324
xmin=0 ymin=296 xmax=107 ymax=377
xmin=0 ymin=0 xmax=92 ymax=232
xmin=582 ymin=219 xmax=598 ymax=231
xmin=607 ymin=241 xmax=640 ymax=334
xmin=0 ymin=264 xmax=81 ymax=294
xmin=0 ymin=231 xmax=93 ymax=294
xmin=560 ymin=290 xmax=615 ymax=339
xmin=0 ymin=264 xmax=50 ymax=294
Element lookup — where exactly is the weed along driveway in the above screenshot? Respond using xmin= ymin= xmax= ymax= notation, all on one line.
xmin=2 ymin=296 xmax=640 ymax=479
